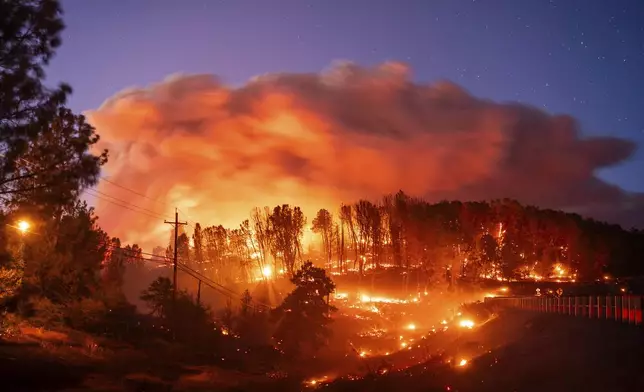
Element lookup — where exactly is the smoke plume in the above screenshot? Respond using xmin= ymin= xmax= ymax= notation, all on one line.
xmin=85 ymin=61 xmax=642 ymax=249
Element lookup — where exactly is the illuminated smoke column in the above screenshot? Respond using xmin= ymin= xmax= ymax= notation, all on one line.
xmin=86 ymin=61 xmax=641 ymax=249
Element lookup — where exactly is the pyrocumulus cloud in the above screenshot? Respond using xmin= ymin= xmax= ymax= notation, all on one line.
xmin=85 ymin=61 xmax=642 ymax=250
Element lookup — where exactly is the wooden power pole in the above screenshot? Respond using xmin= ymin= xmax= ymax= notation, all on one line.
xmin=165 ymin=209 xmax=187 ymax=304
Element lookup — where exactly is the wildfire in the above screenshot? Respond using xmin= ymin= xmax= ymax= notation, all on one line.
xmin=262 ymin=265 xmax=272 ymax=278
xmin=406 ymin=323 xmax=417 ymax=331
xmin=457 ymin=358 xmax=468 ymax=367
xmin=334 ymin=292 xmax=349 ymax=300
xmin=458 ymin=319 xmax=475 ymax=329
xmin=359 ymin=294 xmax=409 ymax=304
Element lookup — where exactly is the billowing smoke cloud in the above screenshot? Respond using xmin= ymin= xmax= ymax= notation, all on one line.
xmin=85 ymin=61 xmax=642 ymax=250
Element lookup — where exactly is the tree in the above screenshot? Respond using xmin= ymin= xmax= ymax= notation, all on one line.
xmin=272 ymin=261 xmax=336 ymax=357
xmin=240 ymin=219 xmax=262 ymax=278
xmin=340 ymin=204 xmax=359 ymax=272
xmin=2 ymin=108 xmax=107 ymax=212
xmin=0 ymin=0 xmax=69 ymax=162
xmin=1 ymin=1 xmax=108 ymax=213
xmin=251 ymin=207 xmax=272 ymax=272
xmin=240 ymin=289 xmax=252 ymax=317
xmin=123 ymin=244 xmax=143 ymax=267
xmin=268 ymin=204 xmax=306 ymax=276
xmin=177 ymin=232 xmax=190 ymax=267
xmin=22 ymin=200 xmax=109 ymax=303
xmin=192 ymin=223 xmax=204 ymax=273
xmin=312 ymin=209 xmax=333 ymax=267
xmin=140 ymin=276 xmax=213 ymax=343
xmin=103 ymin=237 xmax=125 ymax=289
xmin=140 ymin=277 xmax=172 ymax=317
xmin=229 ymin=227 xmax=251 ymax=282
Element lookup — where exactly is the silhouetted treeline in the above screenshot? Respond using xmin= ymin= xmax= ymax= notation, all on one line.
xmin=186 ymin=192 xmax=644 ymax=285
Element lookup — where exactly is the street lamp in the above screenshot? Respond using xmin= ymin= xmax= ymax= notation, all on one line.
xmin=17 ymin=220 xmax=30 ymax=234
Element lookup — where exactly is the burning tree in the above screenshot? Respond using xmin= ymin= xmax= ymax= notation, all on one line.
xmin=272 ymin=261 xmax=336 ymax=357
xmin=268 ymin=204 xmax=306 ymax=276
xmin=312 ymin=208 xmax=333 ymax=266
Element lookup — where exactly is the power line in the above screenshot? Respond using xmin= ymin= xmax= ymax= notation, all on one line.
xmin=84 ymin=189 xmax=168 ymax=220
xmin=103 ymin=243 xmax=268 ymax=309
xmin=2 ymin=157 xmax=273 ymax=309
xmin=86 ymin=188 xmax=171 ymax=219
xmin=165 ymin=210 xmax=187 ymax=304
xmin=99 ymin=176 xmax=197 ymax=225
xmin=99 ymin=176 xmax=172 ymax=207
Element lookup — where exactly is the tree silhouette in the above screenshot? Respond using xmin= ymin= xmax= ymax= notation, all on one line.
xmin=22 ymin=200 xmax=109 ymax=303
xmin=268 ymin=204 xmax=306 ymax=276
xmin=0 ymin=0 xmax=69 ymax=157
xmin=312 ymin=208 xmax=333 ymax=267
xmin=272 ymin=261 xmax=336 ymax=357
xmin=140 ymin=277 xmax=173 ymax=318
xmin=192 ymin=223 xmax=204 ymax=273
xmin=1 ymin=1 xmax=107 ymax=211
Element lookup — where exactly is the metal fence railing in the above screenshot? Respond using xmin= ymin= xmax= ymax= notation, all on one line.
xmin=484 ymin=295 xmax=643 ymax=326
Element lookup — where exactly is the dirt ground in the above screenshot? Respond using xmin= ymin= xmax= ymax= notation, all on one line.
xmin=2 ymin=310 xmax=644 ymax=391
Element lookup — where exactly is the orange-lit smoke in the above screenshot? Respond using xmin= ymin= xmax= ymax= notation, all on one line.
xmin=85 ymin=61 xmax=640 ymax=250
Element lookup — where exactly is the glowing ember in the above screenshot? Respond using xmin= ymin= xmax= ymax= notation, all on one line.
xmin=406 ymin=323 xmax=417 ymax=331
xmin=457 ymin=358 xmax=468 ymax=367
xmin=458 ymin=319 xmax=475 ymax=329
xmin=401 ymin=342 xmax=408 ymax=348
xmin=499 ymin=287 xmax=509 ymax=293
xmin=484 ymin=293 xmax=496 ymax=298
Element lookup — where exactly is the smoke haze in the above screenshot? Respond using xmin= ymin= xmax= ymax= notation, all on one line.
xmin=85 ymin=62 xmax=642 ymax=250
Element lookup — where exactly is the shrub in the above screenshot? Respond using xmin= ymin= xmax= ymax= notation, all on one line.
xmin=65 ymin=298 xmax=108 ymax=330
xmin=25 ymin=297 xmax=65 ymax=328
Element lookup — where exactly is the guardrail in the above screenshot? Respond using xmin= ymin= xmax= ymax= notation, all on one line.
xmin=484 ymin=295 xmax=643 ymax=326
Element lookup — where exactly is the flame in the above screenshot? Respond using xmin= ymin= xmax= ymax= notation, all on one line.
xmin=262 ymin=265 xmax=272 ymax=277
xmin=458 ymin=319 xmax=475 ymax=329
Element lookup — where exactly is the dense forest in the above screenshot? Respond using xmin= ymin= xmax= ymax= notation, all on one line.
xmin=178 ymin=194 xmax=644 ymax=289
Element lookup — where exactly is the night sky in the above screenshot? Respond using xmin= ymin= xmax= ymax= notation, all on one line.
xmin=48 ymin=0 xmax=644 ymax=193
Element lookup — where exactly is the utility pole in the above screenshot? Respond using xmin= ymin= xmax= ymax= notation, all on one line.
xmin=197 ymin=280 xmax=202 ymax=306
xmin=165 ymin=209 xmax=187 ymax=303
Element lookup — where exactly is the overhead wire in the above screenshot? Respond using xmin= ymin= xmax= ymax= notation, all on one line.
xmin=85 ymin=188 xmax=171 ymax=220
xmin=99 ymin=241 xmax=271 ymax=309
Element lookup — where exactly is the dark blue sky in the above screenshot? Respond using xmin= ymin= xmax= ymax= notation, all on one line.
xmin=49 ymin=0 xmax=644 ymax=192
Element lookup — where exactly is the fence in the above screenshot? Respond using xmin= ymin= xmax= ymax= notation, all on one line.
xmin=484 ymin=295 xmax=643 ymax=326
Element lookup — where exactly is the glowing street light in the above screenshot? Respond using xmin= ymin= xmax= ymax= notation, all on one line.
xmin=17 ymin=220 xmax=30 ymax=234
